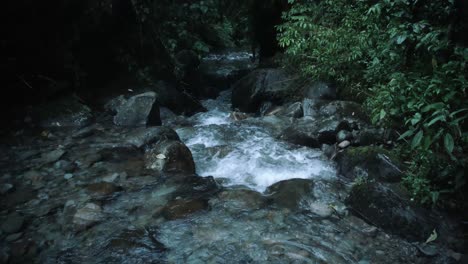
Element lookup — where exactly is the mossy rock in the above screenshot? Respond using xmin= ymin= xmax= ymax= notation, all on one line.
xmin=336 ymin=146 xmax=404 ymax=183
xmin=346 ymin=181 xmax=435 ymax=241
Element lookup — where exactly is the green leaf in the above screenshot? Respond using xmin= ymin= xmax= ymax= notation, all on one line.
xmin=427 ymin=115 xmax=446 ymax=127
xmin=425 ymin=229 xmax=438 ymax=244
xmin=398 ymin=129 xmax=414 ymax=140
xmin=411 ymin=130 xmax=424 ymax=149
xmin=421 ymin=102 xmax=444 ymax=113
xmin=379 ymin=109 xmax=387 ymax=120
xmin=411 ymin=113 xmax=422 ymax=126
xmin=444 ymin=133 xmax=454 ymax=154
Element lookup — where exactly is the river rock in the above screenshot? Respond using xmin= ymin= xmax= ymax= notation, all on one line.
xmin=40 ymin=149 xmax=66 ymax=164
xmin=346 ymin=181 xmax=435 ymax=241
xmin=232 ymin=68 xmax=295 ymax=113
xmin=303 ymin=81 xmax=337 ymax=100
xmin=125 ymin=126 xmax=180 ymax=149
xmin=216 ymin=188 xmax=266 ymax=211
xmin=113 ymin=92 xmax=161 ymax=127
xmin=144 ymin=140 xmax=196 ymax=174
xmin=104 ymin=95 xmax=126 ymax=114
xmin=335 ymin=146 xmax=403 ymax=182
xmin=279 ymin=117 xmax=344 ymax=148
xmin=152 ymin=81 xmax=206 ymax=116
xmin=72 ymin=203 xmax=104 ymax=231
xmin=1 ymin=213 xmax=25 ymax=234
xmin=277 ymin=102 xmax=303 ymax=118
xmin=86 ymin=182 xmax=122 ymax=196
xmin=303 ymin=99 xmax=369 ymax=125
xmin=199 ymin=51 xmax=254 ymax=88
xmin=0 ymin=183 xmax=14 ymax=195
xmin=35 ymin=96 xmax=93 ymax=128
xmin=161 ymin=198 xmax=208 ymax=220
xmin=265 ymin=178 xmax=315 ymax=210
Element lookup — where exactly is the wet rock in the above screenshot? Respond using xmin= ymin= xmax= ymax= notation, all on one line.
xmin=279 ymin=117 xmax=342 ymax=148
xmin=71 ymin=126 xmax=96 ymax=139
xmin=168 ymin=176 xmax=220 ymax=202
xmin=321 ymin=144 xmax=336 ymax=159
xmin=108 ymin=228 xmax=166 ymax=253
xmin=1 ymin=187 xmax=37 ymax=208
xmin=9 ymin=238 xmax=38 ymax=263
xmin=54 ymin=160 xmax=76 ymax=173
xmin=78 ymin=153 xmax=102 ymax=168
xmin=229 ymin=111 xmax=251 ymax=121
xmin=199 ymin=51 xmax=254 ymax=88
xmin=161 ymin=198 xmax=209 ymax=220
xmin=152 ymin=81 xmax=206 ymax=116
xmin=265 ymin=179 xmax=315 ymax=210
xmin=40 ymin=149 xmax=66 ymax=164
xmin=346 ymin=181 xmax=435 ymax=241
xmin=353 ymin=128 xmax=396 ymax=146
xmin=303 ymin=81 xmax=337 ymax=100
xmin=64 ymin=173 xmax=73 ymax=180
xmin=216 ymin=188 xmax=265 ymax=211
xmin=335 ymin=146 xmax=403 ymax=182
xmin=144 ymin=140 xmax=196 ymax=174
xmin=35 ymin=96 xmax=93 ymax=128
xmin=6 ymin=232 xmax=23 ymax=242
xmin=306 ymin=201 xmax=334 ymax=217
xmin=338 ymin=140 xmax=351 ymax=149
xmin=278 ymin=102 xmax=303 ymax=118
xmin=72 ymin=203 xmax=104 ymax=231
xmin=303 ymin=99 xmax=369 ymax=124
xmin=125 ymin=126 xmax=180 ymax=148
xmin=232 ymin=68 xmax=295 ymax=113
xmin=104 ymin=95 xmax=126 ymax=114
xmin=113 ymin=92 xmax=161 ymax=127
xmin=337 ymin=130 xmax=353 ymax=142
xmin=86 ymin=182 xmax=122 ymax=196
xmin=1 ymin=213 xmax=25 ymax=234
xmin=0 ymin=183 xmax=14 ymax=195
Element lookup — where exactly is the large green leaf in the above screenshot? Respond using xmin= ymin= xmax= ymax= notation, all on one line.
xmin=444 ymin=133 xmax=454 ymax=154
xmin=411 ymin=130 xmax=424 ymax=149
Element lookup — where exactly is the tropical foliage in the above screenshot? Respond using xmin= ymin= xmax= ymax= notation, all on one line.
xmin=279 ymin=0 xmax=468 ymax=204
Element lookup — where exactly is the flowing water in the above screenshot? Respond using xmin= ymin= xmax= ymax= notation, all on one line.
xmin=1 ymin=52 xmax=431 ymax=264
xmin=176 ymin=90 xmax=336 ymax=192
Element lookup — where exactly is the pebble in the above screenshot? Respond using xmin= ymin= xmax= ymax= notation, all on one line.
xmin=0 ymin=183 xmax=14 ymax=195
xmin=1 ymin=213 xmax=25 ymax=234
xmin=6 ymin=232 xmax=23 ymax=242
xmin=73 ymin=203 xmax=104 ymax=230
xmin=41 ymin=149 xmax=66 ymax=164
xmin=64 ymin=173 xmax=74 ymax=180
xmin=338 ymin=140 xmax=351 ymax=149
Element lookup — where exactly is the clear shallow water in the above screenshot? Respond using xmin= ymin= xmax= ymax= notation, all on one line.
xmin=176 ymin=90 xmax=336 ymax=192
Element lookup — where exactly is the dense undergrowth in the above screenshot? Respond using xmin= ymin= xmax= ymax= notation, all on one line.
xmin=278 ymin=0 xmax=468 ymax=205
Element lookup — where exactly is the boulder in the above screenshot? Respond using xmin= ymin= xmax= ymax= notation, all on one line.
xmin=279 ymin=117 xmax=346 ymax=148
xmin=264 ymin=178 xmax=314 ymax=210
xmin=303 ymin=81 xmax=337 ymax=100
xmin=335 ymin=146 xmax=403 ymax=182
xmin=346 ymin=181 xmax=435 ymax=241
xmin=152 ymin=81 xmax=206 ymax=116
xmin=199 ymin=51 xmax=255 ymax=88
xmin=232 ymin=68 xmax=294 ymax=113
xmin=277 ymin=102 xmax=303 ymax=118
xmin=160 ymin=198 xmax=208 ymax=220
xmin=303 ymin=99 xmax=369 ymax=124
xmin=113 ymin=92 xmax=161 ymax=127
xmin=144 ymin=140 xmax=196 ymax=174
xmin=35 ymin=96 xmax=93 ymax=128
xmin=125 ymin=126 xmax=180 ymax=149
